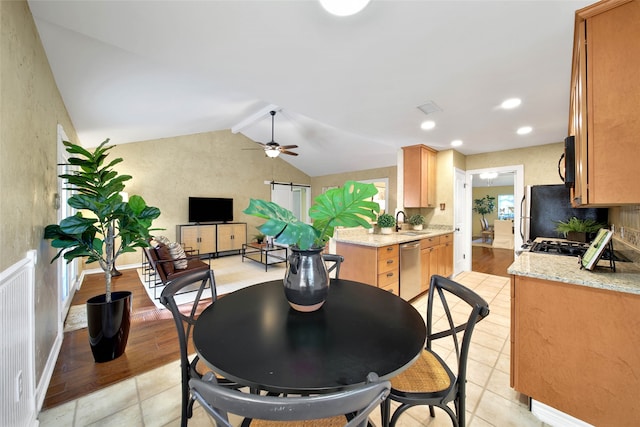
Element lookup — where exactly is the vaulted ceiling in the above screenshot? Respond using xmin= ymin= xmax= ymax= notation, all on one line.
xmin=28 ymin=0 xmax=591 ymax=176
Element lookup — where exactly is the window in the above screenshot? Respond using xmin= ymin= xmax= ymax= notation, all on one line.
xmin=497 ymin=194 xmax=514 ymax=220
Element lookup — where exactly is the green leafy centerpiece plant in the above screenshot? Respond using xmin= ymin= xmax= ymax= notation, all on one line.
xmin=45 ymin=139 xmax=161 ymax=362
xmin=244 ymin=180 xmax=379 ymax=311
xmin=377 ymin=213 xmax=396 ymax=234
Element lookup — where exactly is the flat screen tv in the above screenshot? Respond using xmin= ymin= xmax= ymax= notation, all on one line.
xmin=188 ymin=197 xmax=233 ymax=223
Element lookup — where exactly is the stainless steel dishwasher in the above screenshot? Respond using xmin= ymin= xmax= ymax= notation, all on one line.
xmin=400 ymin=241 xmax=421 ymax=300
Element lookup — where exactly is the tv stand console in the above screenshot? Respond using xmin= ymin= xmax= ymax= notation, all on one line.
xmin=177 ymin=223 xmax=247 ymax=258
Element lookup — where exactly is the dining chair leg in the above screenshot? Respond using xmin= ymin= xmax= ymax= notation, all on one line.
xmin=380 ymin=396 xmax=391 ymax=427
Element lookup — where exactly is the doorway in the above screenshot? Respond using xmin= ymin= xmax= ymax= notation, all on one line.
xmin=462 ymin=165 xmax=524 ymax=271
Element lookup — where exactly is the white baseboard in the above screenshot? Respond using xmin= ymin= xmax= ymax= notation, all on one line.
xmin=531 ymin=400 xmax=594 ymax=427
xmin=35 ymin=330 xmax=62 ymax=414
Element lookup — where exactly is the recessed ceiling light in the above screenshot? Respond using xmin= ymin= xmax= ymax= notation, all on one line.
xmin=319 ymin=0 xmax=371 ymax=16
xmin=501 ymin=98 xmax=522 ymax=109
xmin=517 ymin=126 xmax=533 ymax=135
xmin=421 ymin=120 xmax=436 ymax=130
xmin=451 ymin=140 xmax=463 ymax=147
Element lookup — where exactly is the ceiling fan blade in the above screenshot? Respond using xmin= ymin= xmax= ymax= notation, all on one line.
xmin=279 ymin=145 xmax=298 ymax=150
xmin=280 ymin=150 xmax=299 ymax=156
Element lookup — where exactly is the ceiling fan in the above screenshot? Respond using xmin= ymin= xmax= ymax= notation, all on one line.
xmin=254 ymin=110 xmax=299 ymax=158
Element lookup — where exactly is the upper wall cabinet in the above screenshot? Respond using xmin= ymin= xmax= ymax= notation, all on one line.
xmin=403 ymin=144 xmax=437 ymax=208
xmin=569 ymin=0 xmax=640 ymax=207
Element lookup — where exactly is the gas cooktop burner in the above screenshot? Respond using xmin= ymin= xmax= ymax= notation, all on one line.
xmin=530 ymin=240 xmax=589 ymax=256
xmin=529 ymin=239 xmax=629 ymax=262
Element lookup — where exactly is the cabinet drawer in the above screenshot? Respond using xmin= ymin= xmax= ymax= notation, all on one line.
xmin=378 ymin=269 xmax=399 ymax=288
xmin=420 ymin=236 xmax=439 ymax=249
xmin=377 ymin=244 xmax=398 ymax=260
xmin=378 ymin=256 xmax=398 ymax=274
xmin=379 ymin=281 xmax=399 ymax=296
xmin=440 ymin=233 xmax=453 ymax=243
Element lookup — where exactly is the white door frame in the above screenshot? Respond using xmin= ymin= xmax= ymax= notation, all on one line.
xmin=56 ymin=125 xmax=79 ymax=324
xmin=453 ymin=168 xmax=469 ymax=274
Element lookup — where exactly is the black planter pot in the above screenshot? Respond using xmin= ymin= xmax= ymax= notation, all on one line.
xmin=86 ymin=291 xmax=132 ymax=363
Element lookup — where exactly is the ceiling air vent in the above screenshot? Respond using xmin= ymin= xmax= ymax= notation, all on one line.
xmin=417 ymin=101 xmax=442 ymax=115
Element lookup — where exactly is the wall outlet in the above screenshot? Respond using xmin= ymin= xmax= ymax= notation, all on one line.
xmin=15 ymin=370 xmax=23 ymax=402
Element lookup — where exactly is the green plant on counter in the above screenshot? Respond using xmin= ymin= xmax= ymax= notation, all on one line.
xmin=377 ymin=213 xmax=396 ymax=228
xmin=408 ymin=214 xmax=425 ymax=226
xmin=554 ymin=217 xmax=605 ymax=235
xmin=243 ymin=180 xmax=380 ymax=250
xmin=253 ymin=233 xmax=266 ymax=243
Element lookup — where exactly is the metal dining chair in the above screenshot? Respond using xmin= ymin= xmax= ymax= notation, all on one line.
xmin=160 ymin=268 xmax=237 ymax=427
xmin=381 ymin=275 xmax=490 ymax=427
xmin=190 ymin=371 xmax=390 ymax=427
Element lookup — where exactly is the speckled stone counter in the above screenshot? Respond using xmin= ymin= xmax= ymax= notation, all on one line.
xmin=508 ymin=251 xmax=640 ymax=295
xmin=333 ymin=226 xmax=453 ymax=248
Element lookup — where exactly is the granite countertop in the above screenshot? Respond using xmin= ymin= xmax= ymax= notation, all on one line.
xmin=508 ymin=251 xmax=640 ymax=295
xmin=332 ymin=226 xmax=454 ymax=247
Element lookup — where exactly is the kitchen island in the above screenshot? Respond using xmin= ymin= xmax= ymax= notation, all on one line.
xmin=333 ymin=227 xmax=453 ymax=298
xmin=508 ymin=249 xmax=640 ymax=427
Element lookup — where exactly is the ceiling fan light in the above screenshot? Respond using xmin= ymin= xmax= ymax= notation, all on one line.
xmin=319 ymin=0 xmax=371 ymax=16
xmin=266 ymin=149 xmax=280 ymax=158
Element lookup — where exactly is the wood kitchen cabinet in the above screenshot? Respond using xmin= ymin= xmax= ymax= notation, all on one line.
xmin=217 ymin=223 xmax=247 ymax=253
xmin=178 ymin=224 xmax=217 ymax=254
xmin=569 ymin=0 xmax=640 ymax=206
xmin=420 ymin=233 xmax=453 ymax=291
xmin=335 ymin=242 xmax=399 ymax=295
xmin=511 ymin=275 xmax=640 ymax=426
xmin=403 ymin=144 xmax=437 ymax=208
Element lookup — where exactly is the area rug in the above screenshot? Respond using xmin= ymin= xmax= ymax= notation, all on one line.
xmin=139 ymin=255 xmax=288 ymax=309
xmin=64 ymin=304 xmax=87 ymax=332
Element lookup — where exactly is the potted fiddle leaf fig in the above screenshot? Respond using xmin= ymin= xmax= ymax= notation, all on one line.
xmin=244 ymin=180 xmax=379 ymax=312
xmin=473 ymin=195 xmax=496 ymax=220
xmin=45 ymin=139 xmax=161 ymax=362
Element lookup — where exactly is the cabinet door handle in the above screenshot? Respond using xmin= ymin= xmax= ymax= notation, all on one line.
xmin=387 ymin=260 xmax=394 ymax=264
xmin=387 ymin=272 xmax=394 ymax=277
xmin=387 ymin=247 xmax=393 ymax=251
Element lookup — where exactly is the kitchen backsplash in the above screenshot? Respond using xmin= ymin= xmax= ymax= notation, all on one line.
xmin=609 ymin=205 xmax=640 ymax=263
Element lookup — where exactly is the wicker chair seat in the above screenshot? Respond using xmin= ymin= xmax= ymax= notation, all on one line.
xmin=390 ymin=349 xmax=453 ymax=395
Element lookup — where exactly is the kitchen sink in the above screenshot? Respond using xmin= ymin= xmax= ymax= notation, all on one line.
xmin=399 ymin=230 xmax=432 ymax=236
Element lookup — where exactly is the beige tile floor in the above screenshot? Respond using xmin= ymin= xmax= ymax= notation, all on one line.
xmin=38 ymin=271 xmax=549 ymax=427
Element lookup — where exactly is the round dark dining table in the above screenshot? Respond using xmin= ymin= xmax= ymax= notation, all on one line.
xmin=193 ymin=278 xmax=427 ymax=394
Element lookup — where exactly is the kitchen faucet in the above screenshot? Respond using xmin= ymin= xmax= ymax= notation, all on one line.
xmin=395 ymin=210 xmax=406 ymax=232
